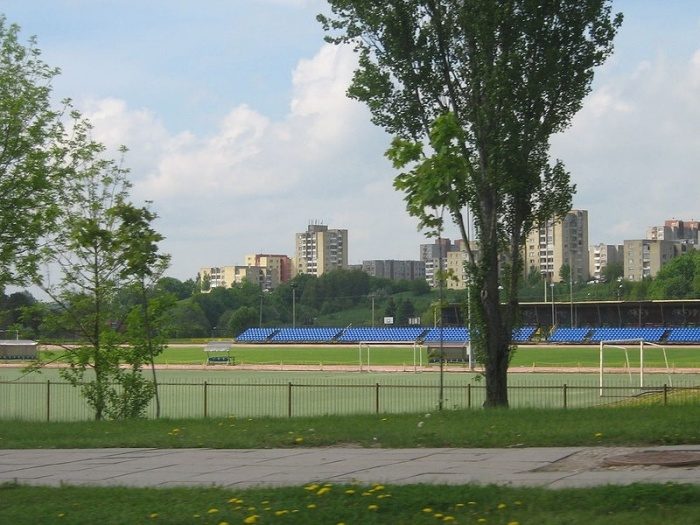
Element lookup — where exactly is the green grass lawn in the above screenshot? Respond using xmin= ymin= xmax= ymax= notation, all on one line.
xmin=3 ymin=481 xmax=700 ymax=525
xmin=40 ymin=344 xmax=700 ymax=368
xmin=1 ymin=405 xmax=699 ymax=449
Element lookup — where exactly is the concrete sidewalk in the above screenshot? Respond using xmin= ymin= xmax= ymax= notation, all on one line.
xmin=1 ymin=446 xmax=699 ymax=489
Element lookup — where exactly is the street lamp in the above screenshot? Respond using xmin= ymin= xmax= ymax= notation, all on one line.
xmin=550 ymin=283 xmax=555 ymax=327
xmin=291 ymin=284 xmax=297 ymax=329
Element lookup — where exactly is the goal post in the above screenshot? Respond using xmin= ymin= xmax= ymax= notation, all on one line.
xmin=358 ymin=342 xmax=424 ymax=372
xmin=599 ymin=339 xmax=671 ymax=396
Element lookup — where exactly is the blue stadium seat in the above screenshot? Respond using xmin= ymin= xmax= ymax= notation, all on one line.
xmin=667 ymin=327 xmax=700 ymax=343
xmin=236 ymin=328 xmax=277 ymax=342
xmin=548 ymin=327 xmax=591 ymax=343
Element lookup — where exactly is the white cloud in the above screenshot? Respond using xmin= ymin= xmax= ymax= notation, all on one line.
xmin=552 ymin=48 xmax=700 ymax=243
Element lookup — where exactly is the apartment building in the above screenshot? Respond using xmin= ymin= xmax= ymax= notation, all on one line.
xmin=245 ymin=254 xmax=292 ymax=290
xmin=293 ymin=223 xmax=348 ymax=277
xmin=524 ymin=209 xmax=589 ymax=283
xmin=199 ymin=265 xmax=264 ymax=290
xmin=445 ymin=241 xmax=481 ymax=290
xmin=419 ymin=238 xmax=461 ymax=287
xmin=623 ymin=239 xmax=677 ymax=281
xmin=589 ymin=243 xmax=623 ymax=281
xmin=647 ymin=219 xmax=699 ymax=245
xmin=362 ymin=260 xmax=425 ymax=281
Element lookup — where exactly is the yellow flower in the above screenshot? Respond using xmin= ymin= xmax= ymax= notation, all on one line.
xmin=149 ymin=513 xmax=158 ymax=519
xmin=507 ymin=522 xmax=521 ymax=525
xmin=468 ymin=501 xmax=477 ymax=506
xmin=595 ymin=432 xmax=604 ymax=438
xmin=57 ymin=514 xmax=65 ymax=518
xmin=345 ymin=489 xmax=356 ymax=495
xmin=317 ymin=487 xmax=331 ymax=496
xmin=422 ymin=508 xmax=433 ymax=513
xmin=372 ymin=484 xmax=385 ymax=491
xmin=514 ymin=501 xmax=522 ymax=506
xmin=275 ymin=510 xmax=289 ymax=516
xmin=497 ymin=503 xmax=507 ymax=510
xmin=307 ymin=504 xmax=317 ymax=509
xmin=305 ymin=483 xmax=319 ymax=491
xmin=228 ymin=497 xmax=242 ymax=504
xmin=295 ymin=437 xmax=304 ymax=444
xmin=434 ymin=513 xmax=444 ymax=518
xmin=207 ymin=508 xmax=219 ymax=514
xmin=478 ymin=519 xmax=487 ymax=523
xmin=455 ymin=503 xmax=465 ymax=508
xmin=368 ymin=504 xmax=379 ymax=511
xmin=443 ymin=517 xmax=455 ymax=522
xmin=243 ymin=516 xmax=259 ymax=524
xmin=218 ymin=522 xmax=230 ymax=525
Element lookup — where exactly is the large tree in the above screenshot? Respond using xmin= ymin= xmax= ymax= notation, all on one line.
xmin=320 ymin=0 xmax=621 ymax=406
xmin=0 ymin=16 xmax=78 ymax=289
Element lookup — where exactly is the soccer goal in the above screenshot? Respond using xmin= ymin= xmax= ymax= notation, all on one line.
xmin=358 ymin=342 xmax=424 ymax=372
xmin=598 ymin=339 xmax=672 ymax=396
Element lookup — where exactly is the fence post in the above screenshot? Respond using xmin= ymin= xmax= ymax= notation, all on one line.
xmin=288 ymin=382 xmax=292 ymax=418
xmin=663 ymin=384 xmax=668 ymax=406
xmin=46 ymin=380 xmax=51 ymax=422
xmin=203 ymin=381 xmax=208 ymax=418
xmin=563 ymin=384 xmax=568 ymax=409
xmin=467 ymin=383 xmax=471 ymax=409
xmin=375 ymin=383 xmax=380 ymax=414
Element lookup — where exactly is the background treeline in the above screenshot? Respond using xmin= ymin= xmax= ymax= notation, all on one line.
xmin=4 ymin=250 xmax=699 ymax=340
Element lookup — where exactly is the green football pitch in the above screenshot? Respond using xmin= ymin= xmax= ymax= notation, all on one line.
xmin=133 ymin=344 xmax=700 ymax=369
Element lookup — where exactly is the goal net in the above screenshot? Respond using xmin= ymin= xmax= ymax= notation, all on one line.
xmin=598 ymin=339 xmax=672 ymax=396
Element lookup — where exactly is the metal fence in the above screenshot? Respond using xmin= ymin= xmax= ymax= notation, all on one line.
xmin=1 ymin=377 xmax=698 ymax=421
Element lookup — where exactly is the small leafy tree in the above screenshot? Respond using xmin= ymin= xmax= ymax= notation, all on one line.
xmin=38 ymin=142 xmax=166 ymax=420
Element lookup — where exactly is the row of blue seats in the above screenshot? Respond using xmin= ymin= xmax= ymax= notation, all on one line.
xmin=237 ymin=326 xmax=700 ymax=344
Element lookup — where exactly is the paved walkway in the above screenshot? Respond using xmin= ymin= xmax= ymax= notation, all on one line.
xmin=1 ymin=446 xmax=699 ymax=489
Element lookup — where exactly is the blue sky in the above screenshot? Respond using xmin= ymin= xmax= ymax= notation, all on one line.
xmin=2 ymin=1 xmax=699 ymax=281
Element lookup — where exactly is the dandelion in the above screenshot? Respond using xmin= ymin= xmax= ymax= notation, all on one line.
xmin=243 ymin=515 xmax=259 ymax=524
xmin=381 ymin=418 xmax=388 ymax=421
xmin=417 ymin=421 xmax=424 ymax=428
xmin=478 ymin=519 xmax=487 ymax=523
xmin=305 ymin=483 xmax=319 ymax=491
xmin=508 ymin=521 xmax=521 ymax=525
xmin=295 ymin=437 xmax=304 ymax=444
xmin=434 ymin=513 xmax=444 ymax=518
xmin=208 ymin=508 xmax=219 ymax=514
xmin=514 ymin=501 xmax=522 ymax=506
xmin=57 ymin=513 xmax=65 ymax=518
xmin=443 ymin=517 xmax=455 ymax=522
xmin=455 ymin=503 xmax=465 ymax=508
xmin=317 ymin=487 xmax=332 ymax=496
xmin=228 ymin=497 xmax=243 ymax=504
xmin=468 ymin=501 xmax=477 ymax=506
xmin=345 ymin=489 xmax=356 ymax=495
xmin=218 ymin=522 xmax=230 ymax=525
xmin=307 ymin=504 xmax=317 ymax=509
xmin=275 ymin=510 xmax=289 ymax=516
xmin=595 ymin=432 xmax=603 ymax=438
xmin=377 ymin=494 xmax=392 ymax=499
xmin=497 ymin=503 xmax=507 ymax=510
xmin=372 ymin=484 xmax=385 ymax=491
xmin=362 ymin=492 xmax=372 ymax=496
xmin=368 ymin=504 xmax=379 ymax=511
xmin=149 ymin=513 xmax=158 ymax=519
xmin=425 ymin=413 xmax=431 ymax=418
xmin=422 ymin=508 xmax=433 ymax=513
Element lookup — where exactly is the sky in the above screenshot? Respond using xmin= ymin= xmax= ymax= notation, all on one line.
xmin=2 ymin=0 xmax=699 ymax=282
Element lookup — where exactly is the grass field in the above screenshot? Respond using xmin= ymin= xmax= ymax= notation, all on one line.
xmin=38 ymin=343 xmax=700 ymax=368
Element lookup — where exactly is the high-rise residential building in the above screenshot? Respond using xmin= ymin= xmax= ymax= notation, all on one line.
xmin=589 ymin=243 xmax=623 ymax=282
xmin=362 ymin=260 xmax=425 ymax=281
xmin=294 ymin=223 xmax=348 ymax=277
xmin=623 ymin=239 xmax=677 ymax=281
xmin=524 ymin=209 xmax=589 ymax=283
xmin=245 ymin=254 xmax=292 ymax=290
xmin=419 ymin=238 xmax=460 ymax=287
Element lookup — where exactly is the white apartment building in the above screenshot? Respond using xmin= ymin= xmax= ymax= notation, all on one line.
xmin=294 ymin=223 xmax=348 ymax=277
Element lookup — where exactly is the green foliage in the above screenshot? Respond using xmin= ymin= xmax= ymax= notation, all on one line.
xmin=321 ymin=0 xmax=622 ymax=406
xmin=227 ymin=306 xmax=258 ymax=337
xmin=649 ymin=250 xmax=700 ymax=299
xmin=0 ymin=17 xmax=77 ymax=288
